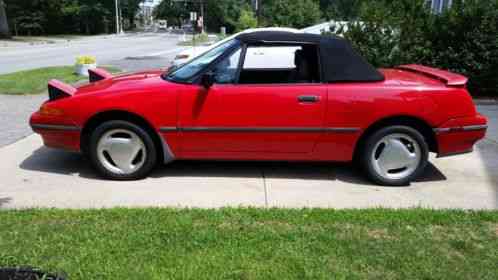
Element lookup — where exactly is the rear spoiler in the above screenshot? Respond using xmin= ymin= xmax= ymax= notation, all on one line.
xmin=48 ymin=79 xmax=76 ymax=101
xmin=88 ymin=68 xmax=113 ymax=83
xmin=396 ymin=64 xmax=468 ymax=86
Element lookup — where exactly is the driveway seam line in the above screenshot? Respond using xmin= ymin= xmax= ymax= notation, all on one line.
xmin=261 ymin=168 xmax=268 ymax=208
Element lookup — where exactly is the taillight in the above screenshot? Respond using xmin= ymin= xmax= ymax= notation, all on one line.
xmin=39 ymin=103 xmax=64 ymax=116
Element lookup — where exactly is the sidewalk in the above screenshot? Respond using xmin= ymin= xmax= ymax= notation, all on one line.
xmin=0 ymin=34 xmax=117 ymax=48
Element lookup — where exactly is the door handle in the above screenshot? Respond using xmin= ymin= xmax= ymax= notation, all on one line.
xmin=298 ymin=95 xmax=319 ymax=103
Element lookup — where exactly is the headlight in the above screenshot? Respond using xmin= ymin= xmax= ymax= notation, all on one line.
xmin=175 ymin=54 xmax=189 ymax=60
xmin=39 ymin=103 xmax=64 ymax=116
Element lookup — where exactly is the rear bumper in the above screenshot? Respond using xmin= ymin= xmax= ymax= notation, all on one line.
xmin=434 ymin=114 xmax=487 ymax=157
xmin=30 ymin=112 xmax=81 ymax=152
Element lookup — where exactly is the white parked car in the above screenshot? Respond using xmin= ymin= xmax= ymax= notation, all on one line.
xmin=172 ymin=27 xmax=302 ymax=67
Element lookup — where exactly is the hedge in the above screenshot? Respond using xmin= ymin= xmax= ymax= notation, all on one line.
xmin=328 ymin=0 xmax=498 ymax=96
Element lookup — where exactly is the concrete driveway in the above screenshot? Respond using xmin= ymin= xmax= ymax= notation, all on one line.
xmin=1 ymin=105 xmax=497 ymax=210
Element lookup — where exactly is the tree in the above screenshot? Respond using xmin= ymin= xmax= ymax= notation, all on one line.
xmin=16 ymin=11 xmax=45 ymax=36
xmin=0 ymin=0 xmax=10 ymax=38
xmin=120 ymin=0 xmax=144 ymax=29
xmin=3 ymin=0 xmax=121 ymax=35
xmin=262 ymin=0 xmax=321 ymax=29
xmin=153 ymin=0 xmax=190 ymax=28
xmin=320 ymin=0 xmax=364 ymax=20
xmin=235 ymin=7 xmax=257 ymax=32
xmin=205 ymin=0 xmax=250 ymax=33
xmin=79 ymin=3 xmax=109 ymax=34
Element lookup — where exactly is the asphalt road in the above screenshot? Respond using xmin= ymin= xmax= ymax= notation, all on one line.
xmin=0 ymin=32 xmax=184 ymax=75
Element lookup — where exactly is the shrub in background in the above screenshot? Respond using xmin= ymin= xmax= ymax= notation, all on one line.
xmin=329 ymin=0 xmax=498 ymax=96
xmin=193 ymin=33 xmax=209 ymax=44
xmin=235 ymin=7 xmax=258 ymax=32
xmin=262 ymin=0 xmax=322 ymax=29
xmin=429 ymin=0 xmax=498 ymax=95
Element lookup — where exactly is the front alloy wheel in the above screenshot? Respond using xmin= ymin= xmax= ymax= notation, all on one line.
xmin=89 ymin=120 xmax=157 ymax=180
xmin=97 ymin=129 xmax=147 ymax=175
xmin=362 ymin=126 xmax=429 ymax=186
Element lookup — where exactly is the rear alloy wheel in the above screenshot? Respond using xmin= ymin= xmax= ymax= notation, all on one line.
xmin=362 ymin=125 xmax=429 ymax=186
xmin=89 ymin=120 xmax=157 ymax=180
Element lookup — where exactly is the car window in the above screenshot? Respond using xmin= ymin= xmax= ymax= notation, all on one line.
xmin=212 ymin=48 xmax=242 ymax=84
xmin=167 ymin=39 xmax=239 ymax=82
xmin=239 ymin=44 xmax=321 ymax=84
xmin=243 ymin=46 xmax=301 ymax=69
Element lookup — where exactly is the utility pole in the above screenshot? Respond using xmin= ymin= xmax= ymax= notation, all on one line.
xmin=119 ymin=4 xmax=124 ymax=33
xmin=0 ymin=0 xmax=11 ymax=39
xmin=200 ymin=0 xmax=205 ymax=33
xmin=252 ymin=0 xmax=261 ymax=26
xmin=115 ymin=0 xmax=120 ymax=34
xmin=257 ymin=0 xmax=261 ymax=26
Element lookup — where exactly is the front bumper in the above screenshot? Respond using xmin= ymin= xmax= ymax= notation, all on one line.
xmin=30 ymin=112 xmax=81 ymax=152
xmin=434 ymin=114 xmax=487 ymax=157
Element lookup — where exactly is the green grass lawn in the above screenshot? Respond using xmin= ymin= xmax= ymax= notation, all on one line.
xmin=0 ymin=208 xmax=497 ymax=280
xmin=0 ymin=66 xmax=121 ymax=95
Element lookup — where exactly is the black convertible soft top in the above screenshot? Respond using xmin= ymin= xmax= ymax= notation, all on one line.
xmin=236 ymin=31 xmax=384 ymax=83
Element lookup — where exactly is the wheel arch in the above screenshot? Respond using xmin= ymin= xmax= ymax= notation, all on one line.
xmin=353 ymin=115 xmax=437 ymax=162
xmin=80 ymin=110 xmax=169 ymax=163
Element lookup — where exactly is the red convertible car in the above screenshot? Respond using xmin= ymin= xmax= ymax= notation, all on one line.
xmin=30 ymin=31 xmax=487 ymax=185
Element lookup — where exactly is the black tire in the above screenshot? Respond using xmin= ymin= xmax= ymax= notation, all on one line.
xmin=360 ymin=125 xmax=429 ymax=186
xmin=88 ymin=120 xmax=157 ymax=180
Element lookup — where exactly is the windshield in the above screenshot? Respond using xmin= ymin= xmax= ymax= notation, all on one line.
xmin=167 ymin=39 xmax=240 ymax=82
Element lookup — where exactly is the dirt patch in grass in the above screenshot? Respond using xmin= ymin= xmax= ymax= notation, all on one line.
xmin=487 ymin=222 xmax=498 ymax=237
xmin=366 ymin=228 xmax=392 ymax=240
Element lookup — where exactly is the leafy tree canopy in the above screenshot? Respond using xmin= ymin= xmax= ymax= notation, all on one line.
xmin=4 ymin=0 xmax=143 ymax=35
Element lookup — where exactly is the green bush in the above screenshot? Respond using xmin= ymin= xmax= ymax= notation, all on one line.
xmin=262 ymin=0 xmax=322 ymax=29
xmin=328 ymin=0 xmax=498 ymax=96
xmin=235 ymin=8 xmax=258 ymax=32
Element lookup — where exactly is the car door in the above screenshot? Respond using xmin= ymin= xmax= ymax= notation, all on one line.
xmin=178 ymin=43 xmax=327 ymax=155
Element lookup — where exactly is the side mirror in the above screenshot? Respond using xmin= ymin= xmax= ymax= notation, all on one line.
xmin=201 ymin=72 xmax=215 ymax=89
